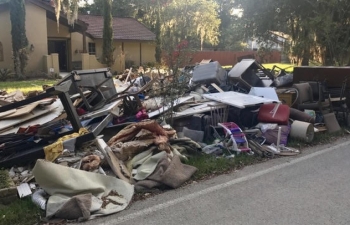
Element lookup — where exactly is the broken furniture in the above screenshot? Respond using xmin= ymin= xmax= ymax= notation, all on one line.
xmin=110 ymin=78 xmax=156 ymax=117
xmin=0 ymin=79 xmax=115 ymax=167
xmin=191 ymin=61 xmax=227 ymax=86
xmin=57 ymin=68 xmax=116 ymax=112
xmin=209 ymin=103 xmax=229 ymax=126
xmin=292 ymin=82 xmax=331 ymax=113
xmin=0 ymin=80 xmax=81 ymax=167
xmin=293 ymin=66 xmax=350 ymax=107
xmin=330 ymin=79 xmax=349 ymax=125
xmin=227 ymin=59 xmax=275 ymax=93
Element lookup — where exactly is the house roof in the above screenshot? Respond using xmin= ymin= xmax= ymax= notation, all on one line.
xmin=78 ymin=15 xmax=156 ymax=41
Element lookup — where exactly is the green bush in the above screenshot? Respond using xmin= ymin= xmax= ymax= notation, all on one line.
xmin=0 ymin=69 xmax=14 ymax=81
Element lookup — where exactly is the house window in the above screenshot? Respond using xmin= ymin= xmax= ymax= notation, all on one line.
xmin=0 ymin=42 xmax=3 ymax=62
xmin=88 ymin=43 xmax=96 ymax=55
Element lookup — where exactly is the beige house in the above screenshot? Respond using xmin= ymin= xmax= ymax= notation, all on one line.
xmin=0 ymin=0 xmax=156 ymax=75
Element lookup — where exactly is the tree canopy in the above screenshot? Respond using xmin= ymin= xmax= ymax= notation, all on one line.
xmin=81 ymin=0 xmax=224 ymax=51
xmin=235 ymin=0 xmax=350 ymax=65
xmin=48 ymin=0 xmax=350 ymax=66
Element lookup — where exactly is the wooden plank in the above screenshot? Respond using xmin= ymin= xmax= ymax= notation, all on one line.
xmin=124 ymin=67 xmax=133 ymax=84
xmin=211 ymin=83 xmax=224 ymax=93
xmin=0 ymin=109 xmax=16 ymax=119
xmin=0 ymin=100 xmax=63 ymax=134
xmin=2 ymin=102 xmax=40 ymax=119
xmin=0 ymin=108 xmax=57 ymax=134
xmin=201 ymin=85 xmax=209 ymax=92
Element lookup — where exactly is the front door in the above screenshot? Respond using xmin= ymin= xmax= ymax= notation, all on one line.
xmin=48 ymin=40 xmax=68 ymax=71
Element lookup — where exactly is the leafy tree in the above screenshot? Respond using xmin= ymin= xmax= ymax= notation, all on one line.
xmin=80 ymin=0 xmax=137 ymax=17
xmin=235 ymin=0 xmax=350 ymax=66
xmin=161 ymin=0 xmax=220 ymax=51
xmin=214 ymin=0 xmax=246 ymax=50
xmin=10 ymin=0 xmax=29 ymax=78
xmin=101 ymin=0 xmax=114 ymax=67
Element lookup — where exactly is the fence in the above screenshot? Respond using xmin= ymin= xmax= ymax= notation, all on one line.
xmin=190 ymin=50 xmax=281 ymax=66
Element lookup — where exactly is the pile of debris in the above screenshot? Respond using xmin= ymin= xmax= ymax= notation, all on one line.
xmin=0 ymin=60 xmax=347 ymax=222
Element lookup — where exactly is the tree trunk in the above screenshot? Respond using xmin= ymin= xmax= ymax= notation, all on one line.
xmin=200 ymin=37 xmax=203 ymax=51
xmin=301 ymin=56 xmax=309 ymax=66
xmin=10 ymin=0 xmax=28 ymax=78
xmin=155 ymin=3 xmax=162 ymax=63
xmin=102 ymin=0 xmax=114 ymax=67
xmin=324 ymin=47 xmax=334 ymax=66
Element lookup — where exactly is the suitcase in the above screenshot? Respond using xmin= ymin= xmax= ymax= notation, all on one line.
xmin=258 ymin=103 xmax=290 ymax=125
xmin=192 ymin=61 xmax=227 ymax=85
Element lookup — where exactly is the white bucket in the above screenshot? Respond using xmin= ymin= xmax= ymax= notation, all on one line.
xmin=290 ymin=120 xmax=314 ymax=143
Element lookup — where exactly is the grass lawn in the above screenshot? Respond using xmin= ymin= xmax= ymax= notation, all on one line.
xmin=0 ymin=198 xmax=43 ymax=225
xmin=0 ymin=80 xmax=58 ymax=94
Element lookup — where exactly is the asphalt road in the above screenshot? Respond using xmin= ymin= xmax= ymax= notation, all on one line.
xmin=82 ymin=137 xmax=350 ymax=225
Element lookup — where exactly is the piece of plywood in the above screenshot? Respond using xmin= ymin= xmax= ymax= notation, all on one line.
xmin=2 ymin=102 xmax=41 ymax=119
xmin=0 ymin=109 xmax=16 ymax=119
xmin=0 ymin=100 xmax=63 ymax=134
xmin=203 ymin=91 xmax=279 ymax=109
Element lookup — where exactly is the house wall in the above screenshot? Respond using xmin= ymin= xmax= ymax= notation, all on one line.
xmin=70 ymin=32 xmax=94 ymax=61
xmin=47 ymin=19 xmax=70 ymax=38
xmin=26 ymin=3 xmax=48 ymax=73
xmin=0 ymin=5 xmax=12 ymax=71
xmin=90 ymin=40 xmax=155 ymax=69
xmin=72 ymin=36 xmax=155 ymax=73
xmin=124 ymin=42 xmax=141 ymax=66
xmin=0 ymin=3 xmax=48 ymax=73
xmin=141 ymin=42 xmax=156 ymax=65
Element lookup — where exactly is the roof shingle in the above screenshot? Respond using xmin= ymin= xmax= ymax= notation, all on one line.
xmin=79 ymin=15 xmax=156 ymax=41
